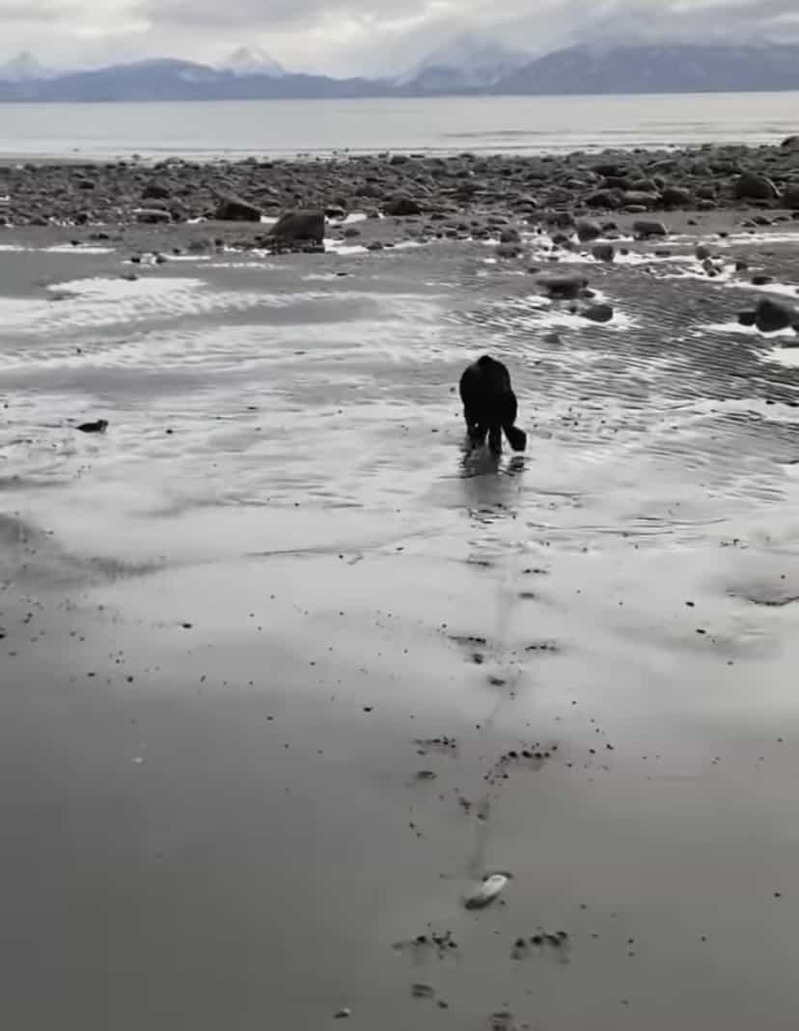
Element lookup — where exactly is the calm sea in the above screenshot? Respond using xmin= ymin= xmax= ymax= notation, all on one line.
xmin=0 ymin=91 xmax=797 ymax=161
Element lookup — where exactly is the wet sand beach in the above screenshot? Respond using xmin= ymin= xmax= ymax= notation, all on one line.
xmin=1 ymin=175 xmax=799 ymax=1029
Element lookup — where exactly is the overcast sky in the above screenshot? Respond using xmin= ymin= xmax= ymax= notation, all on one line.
xmin=1 ymin=0 xmax=797 ymax=74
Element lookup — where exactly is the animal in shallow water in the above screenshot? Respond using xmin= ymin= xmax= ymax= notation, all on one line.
xmin=76 ymin=419 xmax=108 ymax=434
xmin=459 ymin=356 xmax=527 ymax=455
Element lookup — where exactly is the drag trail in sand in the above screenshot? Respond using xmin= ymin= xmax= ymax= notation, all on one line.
xmin=1 ymin=219 xmax=799 ymax=1030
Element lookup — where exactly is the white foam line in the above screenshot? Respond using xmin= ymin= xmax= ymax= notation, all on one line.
xmin=671 ymin=231 xmax=799 ymax=247
xmin=43 ymin=245 xmax=115 ymax=255
xmin=325 ymin=241 xmax=368 ymax=256
xmin=48 ymin=275 xmax=205 ymax=300
xmin=767 ymin=346 xmax=799 ymax=368
xmin=701 ymin=321 xmax=798 ymax=340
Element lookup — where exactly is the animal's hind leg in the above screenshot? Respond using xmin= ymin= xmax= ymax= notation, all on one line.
xmin=488 ymin=425 xmax=502 ymax=455
xmin=469 ymin=423 xmax=488 ymax=447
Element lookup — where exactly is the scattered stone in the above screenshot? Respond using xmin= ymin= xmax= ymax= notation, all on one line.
xmin=591 ymin=243 xmax=615 ymax=262
xmin=537 ymin=273 xmax=589 ymax=299
xmin=269 ymin=209 xmax=326 ymax=246
xmin=660 ymin=185 xmax=693 ymax=207
xmin=142 ymin=181 xmax=172 ymax=200
xmin=581 ymin=302 xmax=614 ymax=323
xmin=134 ymin=208 xmax=171 ymax=224
xmin=575 ymin=218 xmax=602 ymax=242
xmin=754 ymin=297 xmax=798 ymax=334
xmin=215 ymin=195 xmax=262 ymax=221
xmin=632 ymin=219 xmax=668 ymax=238
xmin=334 ymin=1008 xmax=352 ymax=1020
xmin=782 ymin=184 xmax=799 ymax=210
xmin=499 ymin=227 xmax=521 ymax=244
xmin=383 ymin=195 xmax=422 ymax=216
xmin=496 ymin=241 xmax=524 ymax=258
xmin=734 ymin=172 xmax=779 ymax=202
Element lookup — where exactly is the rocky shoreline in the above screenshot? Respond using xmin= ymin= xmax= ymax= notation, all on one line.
xmin=1 ymin=139 xmax=798 ymax=235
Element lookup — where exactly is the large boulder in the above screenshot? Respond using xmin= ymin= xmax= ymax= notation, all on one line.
xmin=633 ymin=219 xmax=669 ymax=239
xmin=269 ymin=210 xmax=326 ymax=245
xmin=537 ymin=273 xmax=589 ymax=300
xmin=576 ymin=218 xmax=603 ymax=243
xmin=592 ymin=243 xmax=616 ymax=262
xmin=142 ymin=181 xmax=172 ymax=200
xmin=781 ymin=183 xmax=799 ymax=210
xmin=584 ymin=189 xmax=621 ymax=210
xmin=780 ymin=135 xmax=799 ymax=151
xmin=581 ymin=303 xmax=614 ymax=323
xmin=754 ymin=297 xmax=798 ymax=334
xmin=383 ymin=195 xmax=422 ymax=216
xmin=733 ymin=172 xmax=779 ymax=202
xmin=215 ymin=195 xmax=263 ymax=221
xmin=660 ymin=186 xmax=693 ymax=207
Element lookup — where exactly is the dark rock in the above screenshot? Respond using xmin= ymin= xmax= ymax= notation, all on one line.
xmin=325 ymin=205 xmax=347 ymax=219
xmin=537 ymin=273 xmax=589 ymax=300
xmin=575 ymin=218 xmax=602 ymax=242
xmin=496 ymin=242 xmax=524 ymax=259
xmin=545 ymin=211 xmax=575 ymax=229
xmin=383 ymin=195 xmax=422 ymax=216
xmin=734 ymin=172 xmax=779 ymax=202
xmin=135 ymin=208 xmax=171 ymax=224
xmin=633 ymin=219 xmax=669 ymax=238
xmin=142 ymin=181 xmax=172 ymax=200
xmin=591 ymin=243 xmax=615 ymax=262
xmin=343 ymin=226 xmax=361 ymax=238
xmin=215 ymin=195 xmax=262 ymax=221
xmin=737 ymin=310 xmax=756 ymax=327
xmin=754 ymin=297 xmax=797 ymax=334
xmin=591 ymin=162 xmax=628 ymax=178
xmin=499 ymin=227 xmax=521 ymax=244
xmin=581 ymin=303 xmax=614 ymax=323
xmin=751 ymin=274 xmax=774 ymax=286
xmin=780 ymin=135 xmax=799 ymax=150
xmin=622 ymin=190 xmax=659 ymax=208
xmin=584 ymin=189 xmax=621 ymax=209
xmin=782 ymin=184 xmax=799 ymax=210
xmin=660 ymin=186 xmax=693 ymax=207
xmin=269 ymin=210 xmax=325 ymax=245
xmin=76 ymin=419 xmax=108 ymax=434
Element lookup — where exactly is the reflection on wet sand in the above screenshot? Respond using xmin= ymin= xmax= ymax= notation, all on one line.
xmin=1 ymin=226 xmax=799 ymax=1031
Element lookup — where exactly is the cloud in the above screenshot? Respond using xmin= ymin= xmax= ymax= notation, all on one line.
xmin=0 ymin=0 xmax=80 ymax=20
xmin=1 ymin=0 xmax=797 ymax=72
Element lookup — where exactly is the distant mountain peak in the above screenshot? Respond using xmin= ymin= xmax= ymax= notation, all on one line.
xmin=398 ymin=32 xmax=532 ymax=90
xmin=0 ymin=50 xmax=52 ymax=81
xmin=220 ymin=46 xmax=285 ymax=78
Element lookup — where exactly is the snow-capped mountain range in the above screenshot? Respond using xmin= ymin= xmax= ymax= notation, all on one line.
xmin=1 ymin=39 xmax=799 ymax=100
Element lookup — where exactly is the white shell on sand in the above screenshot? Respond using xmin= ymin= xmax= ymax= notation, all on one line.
xmin=464 ymin=874 xmax=509 ymax=910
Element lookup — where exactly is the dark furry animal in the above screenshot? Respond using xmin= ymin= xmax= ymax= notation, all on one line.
xmin=459 ymin=356 xmax=527 ymax=455
xmin=76 ymin=419 xmax=108 ymax=434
